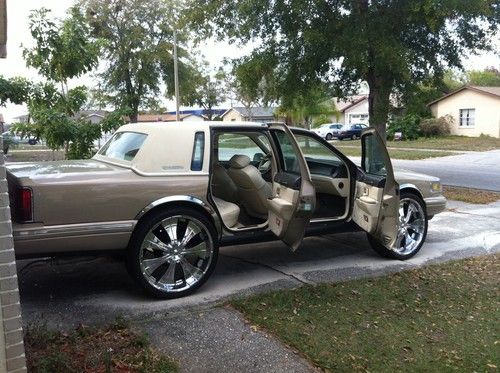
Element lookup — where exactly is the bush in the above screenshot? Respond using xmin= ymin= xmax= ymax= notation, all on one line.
xmin=313 ymin=114 xmax=331 ymax=127
xmin=387 ymin=114 xmax=421 ymax=140
xmin=420 ymin=115 xmax=452 ymax=137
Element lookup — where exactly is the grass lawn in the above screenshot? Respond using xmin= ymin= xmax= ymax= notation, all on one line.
xmin=443 ymin=186 xmax=500 ymax=204
xmin=25 ymin=318 xmax=178 ymax=373
xmin=386 ymin=135 xmax=500 ymax=151
xmin=231 ymin=254 xmax=500 ymax=372
xmin=331 ymin=135 xmax=500 ymax=152
xmin=336 ymin=145 xmax=455 ymax=160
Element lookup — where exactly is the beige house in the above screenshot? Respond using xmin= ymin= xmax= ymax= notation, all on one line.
xmin=428 ymin=86 xmax=500 ymax=138
xmin=330 ymin=95 xmax=369 ymax=125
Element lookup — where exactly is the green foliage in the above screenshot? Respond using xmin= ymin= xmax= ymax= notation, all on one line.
xmin=181 ymin=63 xmax=225 ymax=120
xmin=23 ymin=7 xmax=100 ymax=86
xmin=278 ymin=86 xmax=338 ymax=129
xmin=387 ymin=114 xmax=421 ymax=140
xmin=67 ymin=120 xmax=102 ymax=159
xmin=420 ymin=116 xmax=452 ymax=138
xmin=463 ymin=67 xmax=500 ymax=86
xmin=81 ymin=0 xmax=195 ymax=122
xmin=313 ymin=114 xmax=331 ymax=127
xmin=0 ymin=76 xmax=31 ymax=106
xmin=187 ymin=0 xmax=499 ymax=139
xmin=100 ymin=109 xmax=129 ymax=134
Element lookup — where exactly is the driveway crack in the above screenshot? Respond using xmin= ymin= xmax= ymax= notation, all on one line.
xmin=220 ymin=253 xmax=315 ymax=285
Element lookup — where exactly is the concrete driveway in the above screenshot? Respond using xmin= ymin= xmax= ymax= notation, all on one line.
xmin=17 ymin=200 xmax=500 ymax=326
xmin=16 ymin=200 xmax=500 ymax=372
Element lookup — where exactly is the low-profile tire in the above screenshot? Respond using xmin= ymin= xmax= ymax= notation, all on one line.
xmin=326 ymin=133 xmax=333 ymax=140
xmin=367 ymin=191 xmax=428 ymax=260
xmin=127 ymin=207 xmax=219 ymax=299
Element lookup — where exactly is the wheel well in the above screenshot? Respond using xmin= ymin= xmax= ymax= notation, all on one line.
xmin=132 ymin=201 xmax=219 ymax=239
xmin=399 ymin=186 xmax=423 ymax=201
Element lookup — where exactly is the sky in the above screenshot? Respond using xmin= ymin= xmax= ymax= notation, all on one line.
xmin=1 ymin=0 xmax=499 ymax=123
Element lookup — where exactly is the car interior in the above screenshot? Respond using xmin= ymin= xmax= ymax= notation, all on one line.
xmin=209 ymin=130 xmax=351 ymax=231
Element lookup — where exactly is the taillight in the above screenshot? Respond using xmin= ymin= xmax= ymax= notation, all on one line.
xmin=16 ymin=188 xmax=32 ymax=222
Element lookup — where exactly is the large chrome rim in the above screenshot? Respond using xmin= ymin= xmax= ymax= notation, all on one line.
xmin=394 ymin=198 xmax=426 ymax=255
xmin=139 ymin=215 xmax=214 ymax=293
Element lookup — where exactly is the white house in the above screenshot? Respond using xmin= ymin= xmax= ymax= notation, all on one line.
xmin=428 ymin=86 xmax=500 ymax=138
xmin=330 ymin=95 xmax=369 ymax=125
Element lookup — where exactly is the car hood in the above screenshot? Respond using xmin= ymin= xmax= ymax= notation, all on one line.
xmin=394 ymin=168 xmax=440 ymax=183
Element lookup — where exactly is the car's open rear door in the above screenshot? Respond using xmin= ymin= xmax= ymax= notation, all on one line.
xmin=268 ymin=123 xmax=316 ymax=251
xmin=352 ymin=128 xmax=399 ymax=248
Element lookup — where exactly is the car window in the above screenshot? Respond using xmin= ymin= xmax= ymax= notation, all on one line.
xmin=98 ymin=131 xmax=147 ymax=161
xmin=273 ymin=131 xmax=301 ymax=174
xmin=217 ymin=133 xmax=270 ymax=162
xmin=295 ymin=134 xmax=342 ymax=164
xmin=191 ymin=132 xmax=205 ymax=171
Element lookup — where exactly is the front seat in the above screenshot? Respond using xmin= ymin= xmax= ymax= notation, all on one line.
xmin=227 ymin=154 xmax=273 ymax=220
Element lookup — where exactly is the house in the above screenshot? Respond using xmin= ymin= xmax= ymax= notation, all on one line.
xmin=130 ymin=113 xmax=206 ymax=123
xmin=428 ymin=86 xmax=500 ymax=138
xmin=221 ymin=106 xmax=282 ymax=123
xmin=330 ymin=95 xmax=369 ymax=125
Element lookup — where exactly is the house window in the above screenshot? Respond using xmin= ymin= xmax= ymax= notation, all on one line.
xmin=459 ymin=109 xmax=475 ymax=127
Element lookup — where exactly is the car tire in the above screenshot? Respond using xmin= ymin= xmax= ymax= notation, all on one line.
xmin=351 ymin=134 xmax=356 ymax=140
xmin=326 ymin=133 xmax=333 ymax=140
xmin=28 ymin=139 xmax=37 ymax=145
xmin=127 ymin=207 xmax=219 ymax=299
xmin=367 ymin=191 xmax=428 ymax=260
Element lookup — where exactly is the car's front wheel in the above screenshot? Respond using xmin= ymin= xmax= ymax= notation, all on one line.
xmin=127 ymin=207 xmax=218 ymax=298
xmin=326 ymin=133 xmax=333 ymax=140
xmin=367 ymin=191 xmax=428 ymax=260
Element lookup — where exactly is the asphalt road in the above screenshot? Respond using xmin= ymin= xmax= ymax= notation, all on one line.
xmin=350 ymin=149 xmax=500 ymax=191
xmin=393 ymin=149 xmax=500 ymax=191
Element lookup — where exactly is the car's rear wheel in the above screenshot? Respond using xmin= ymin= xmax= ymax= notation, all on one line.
xmin=351 ymin=134 xmax=356 ymax=140
xmin=127 ymin=207 xmax=218 ymax=299
xmin=326 ymin=133 xmax=333 ymax=140
xmin=367 ymin=191 xmax=428 ymax=260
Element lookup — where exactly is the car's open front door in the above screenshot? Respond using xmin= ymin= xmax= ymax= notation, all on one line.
xmin=268 ymin=123 xmax=316 ymax=251
xmin=352 ymin=128 xmax=399 ymax=248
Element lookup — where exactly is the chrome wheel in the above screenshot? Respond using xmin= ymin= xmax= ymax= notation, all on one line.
xmin=139 ymin=215 xmax=214 ymax=294
xmin=394 ymin=197 xmax=426 ymax=255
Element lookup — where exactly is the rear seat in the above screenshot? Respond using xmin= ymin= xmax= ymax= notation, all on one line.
xmin=212 ymin=197 xmax=240 ymax=228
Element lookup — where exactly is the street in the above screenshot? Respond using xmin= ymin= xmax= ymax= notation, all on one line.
xmin=393 ymin=149 xmax=500 ymax=191
xmin=349 ymin=149 xmax=500 ymax=191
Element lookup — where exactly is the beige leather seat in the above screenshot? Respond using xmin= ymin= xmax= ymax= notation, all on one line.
xmin=212 ymin=197 xmax=240 ymax=228
xmin=212 ymin=163 xmax=238 ymax=203
xmin=227 ymin=154 xmax=272 ymax=219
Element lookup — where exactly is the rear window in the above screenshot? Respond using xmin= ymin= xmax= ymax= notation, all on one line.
xmin=98 ymin=132 xmax=147 ymax=161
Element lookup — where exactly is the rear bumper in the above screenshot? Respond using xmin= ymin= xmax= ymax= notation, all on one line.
xmin=424 ymin=195 xmax=447 ymax=217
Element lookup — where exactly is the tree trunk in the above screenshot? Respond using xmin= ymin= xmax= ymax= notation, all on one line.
xmin=129 ymin=111 xmax=138 ymax=123
xmin=367 ymin=77 xmax=392 ymax=142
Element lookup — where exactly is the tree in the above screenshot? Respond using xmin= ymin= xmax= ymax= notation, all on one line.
xmin=181 ymin=63 xmax=225 ymax=120
xmin=463 ymin=67 xmax=500 ymax=86
xmin=187 ymin=0 xmax=499 ymax=140
xmin=278 ymin=85 xmax=339 ymax=129
xmin=81 ymin=0 xmax=194 ymax=122
xmin=20 ymin=6 xmax=102 ymax=158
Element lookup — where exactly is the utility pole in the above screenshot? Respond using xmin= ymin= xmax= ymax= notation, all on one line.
xmin=173 ymin=30 xmax=180 ymax=121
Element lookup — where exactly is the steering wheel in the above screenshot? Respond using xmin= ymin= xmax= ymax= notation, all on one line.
xmin=258 ymin=153 xmax=273 ymax=173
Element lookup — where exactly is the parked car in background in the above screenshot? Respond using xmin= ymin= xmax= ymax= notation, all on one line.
xmin=336 ymin=123 xmax=368 ymax=140
xmin=7 ymin=121 xmax=446 ymax=299
xmin=313 ymin=123 xmax=343 ymax=140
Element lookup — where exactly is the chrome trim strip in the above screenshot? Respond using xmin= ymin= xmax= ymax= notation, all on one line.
xmin=135 ymin=195 xmax=222 ymax=236
xmin=131 ymin=167 xmax=209 ymax=177
xmin=13 ymin=220 xmax=137 ymax=241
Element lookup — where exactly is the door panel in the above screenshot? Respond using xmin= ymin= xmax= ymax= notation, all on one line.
xmin=352 ymin=129 xmax=399 ymax=248
xmin=269 ymin=125 xmax=316 ymax=251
